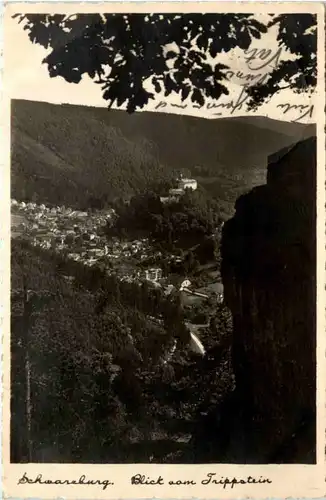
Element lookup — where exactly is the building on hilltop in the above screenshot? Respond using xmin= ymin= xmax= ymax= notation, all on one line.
xmin=168 ymin=173 xmax=198 ymax=198
xmin=178 ymin=178 xmax=197 ymax=191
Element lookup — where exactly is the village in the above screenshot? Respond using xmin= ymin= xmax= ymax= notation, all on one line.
xmin=11 ymin=197 xmax=223 ymax=314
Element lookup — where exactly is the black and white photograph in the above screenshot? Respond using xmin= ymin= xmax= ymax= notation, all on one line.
xmin=3 ymin=3 xmax=324 ymax=488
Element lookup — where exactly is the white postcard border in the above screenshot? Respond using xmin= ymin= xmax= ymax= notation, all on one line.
xmin=2 ymin=2 xmax=325 ymax=499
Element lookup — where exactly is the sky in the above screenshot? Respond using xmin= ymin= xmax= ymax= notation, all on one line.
xmin=5 ymin=11 xmax=316 ymax=123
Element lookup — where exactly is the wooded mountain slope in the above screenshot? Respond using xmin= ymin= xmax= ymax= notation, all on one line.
xmin=11 ymin=99 xmax=315 ymax=215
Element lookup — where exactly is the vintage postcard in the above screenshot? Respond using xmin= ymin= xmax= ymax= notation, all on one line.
xmin=1 ymin=1 xmax=326 ymax=499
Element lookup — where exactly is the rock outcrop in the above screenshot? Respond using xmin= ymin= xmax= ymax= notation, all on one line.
xmin=221 ymin=136 xmax=316 ymax=463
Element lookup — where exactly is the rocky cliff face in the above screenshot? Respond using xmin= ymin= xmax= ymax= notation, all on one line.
xmin=221 ymin=137 xmax=316 ymax=463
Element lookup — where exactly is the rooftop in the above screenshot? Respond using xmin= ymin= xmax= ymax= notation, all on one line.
xmin=179 ymin=178 xmax=197 ymax=183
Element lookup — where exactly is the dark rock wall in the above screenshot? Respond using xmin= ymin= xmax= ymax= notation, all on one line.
xmin=221 ymin=137 xmax=316 ymax=463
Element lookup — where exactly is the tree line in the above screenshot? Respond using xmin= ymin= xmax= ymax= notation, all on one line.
xmin=11 ymin=238 xmax=234 ymax=463
xmin=110 ymin=189 xmax=223 ymax=251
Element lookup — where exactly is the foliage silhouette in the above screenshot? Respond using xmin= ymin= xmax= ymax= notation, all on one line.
xmin=14 ymin=13 xmax=316 ymax=112
xmin=247 ymin=14 xmax=317 ymax=108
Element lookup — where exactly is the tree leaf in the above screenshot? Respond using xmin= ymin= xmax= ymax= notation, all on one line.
xmin=191 ymin=88 xmax=205 ymax=107
xmin=14 ymin=13 xmax=317 ymax=113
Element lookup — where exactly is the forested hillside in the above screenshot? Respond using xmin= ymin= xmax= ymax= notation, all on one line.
xmin=11 ymin=238 xmax=234 ymax=463
xmin=11 ymin=99 xmax=315 ymax=217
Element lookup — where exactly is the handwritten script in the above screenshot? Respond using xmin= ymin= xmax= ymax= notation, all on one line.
xmin=18 ymin=472 xmax=114 ymax=490
xmin=130 ymin=472 xmax=272 ymax=489
xmin=153 ymin=47 xmax=315 ymax=123
xmin=17 ymin=471 xmax=273 ymax=491
xmin=154 ymin=98 xmax=314 ymax=123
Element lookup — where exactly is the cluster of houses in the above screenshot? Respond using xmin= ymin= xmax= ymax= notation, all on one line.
xmin=11 ymin=199 xmax=152 ymax=269
xmin=11 ymin=198 xmax=223 ymax=304
xmin=12 ymin=195 xmax=226 ymax=365
xmin=12 ymin=200 xmax=175 ymax=285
